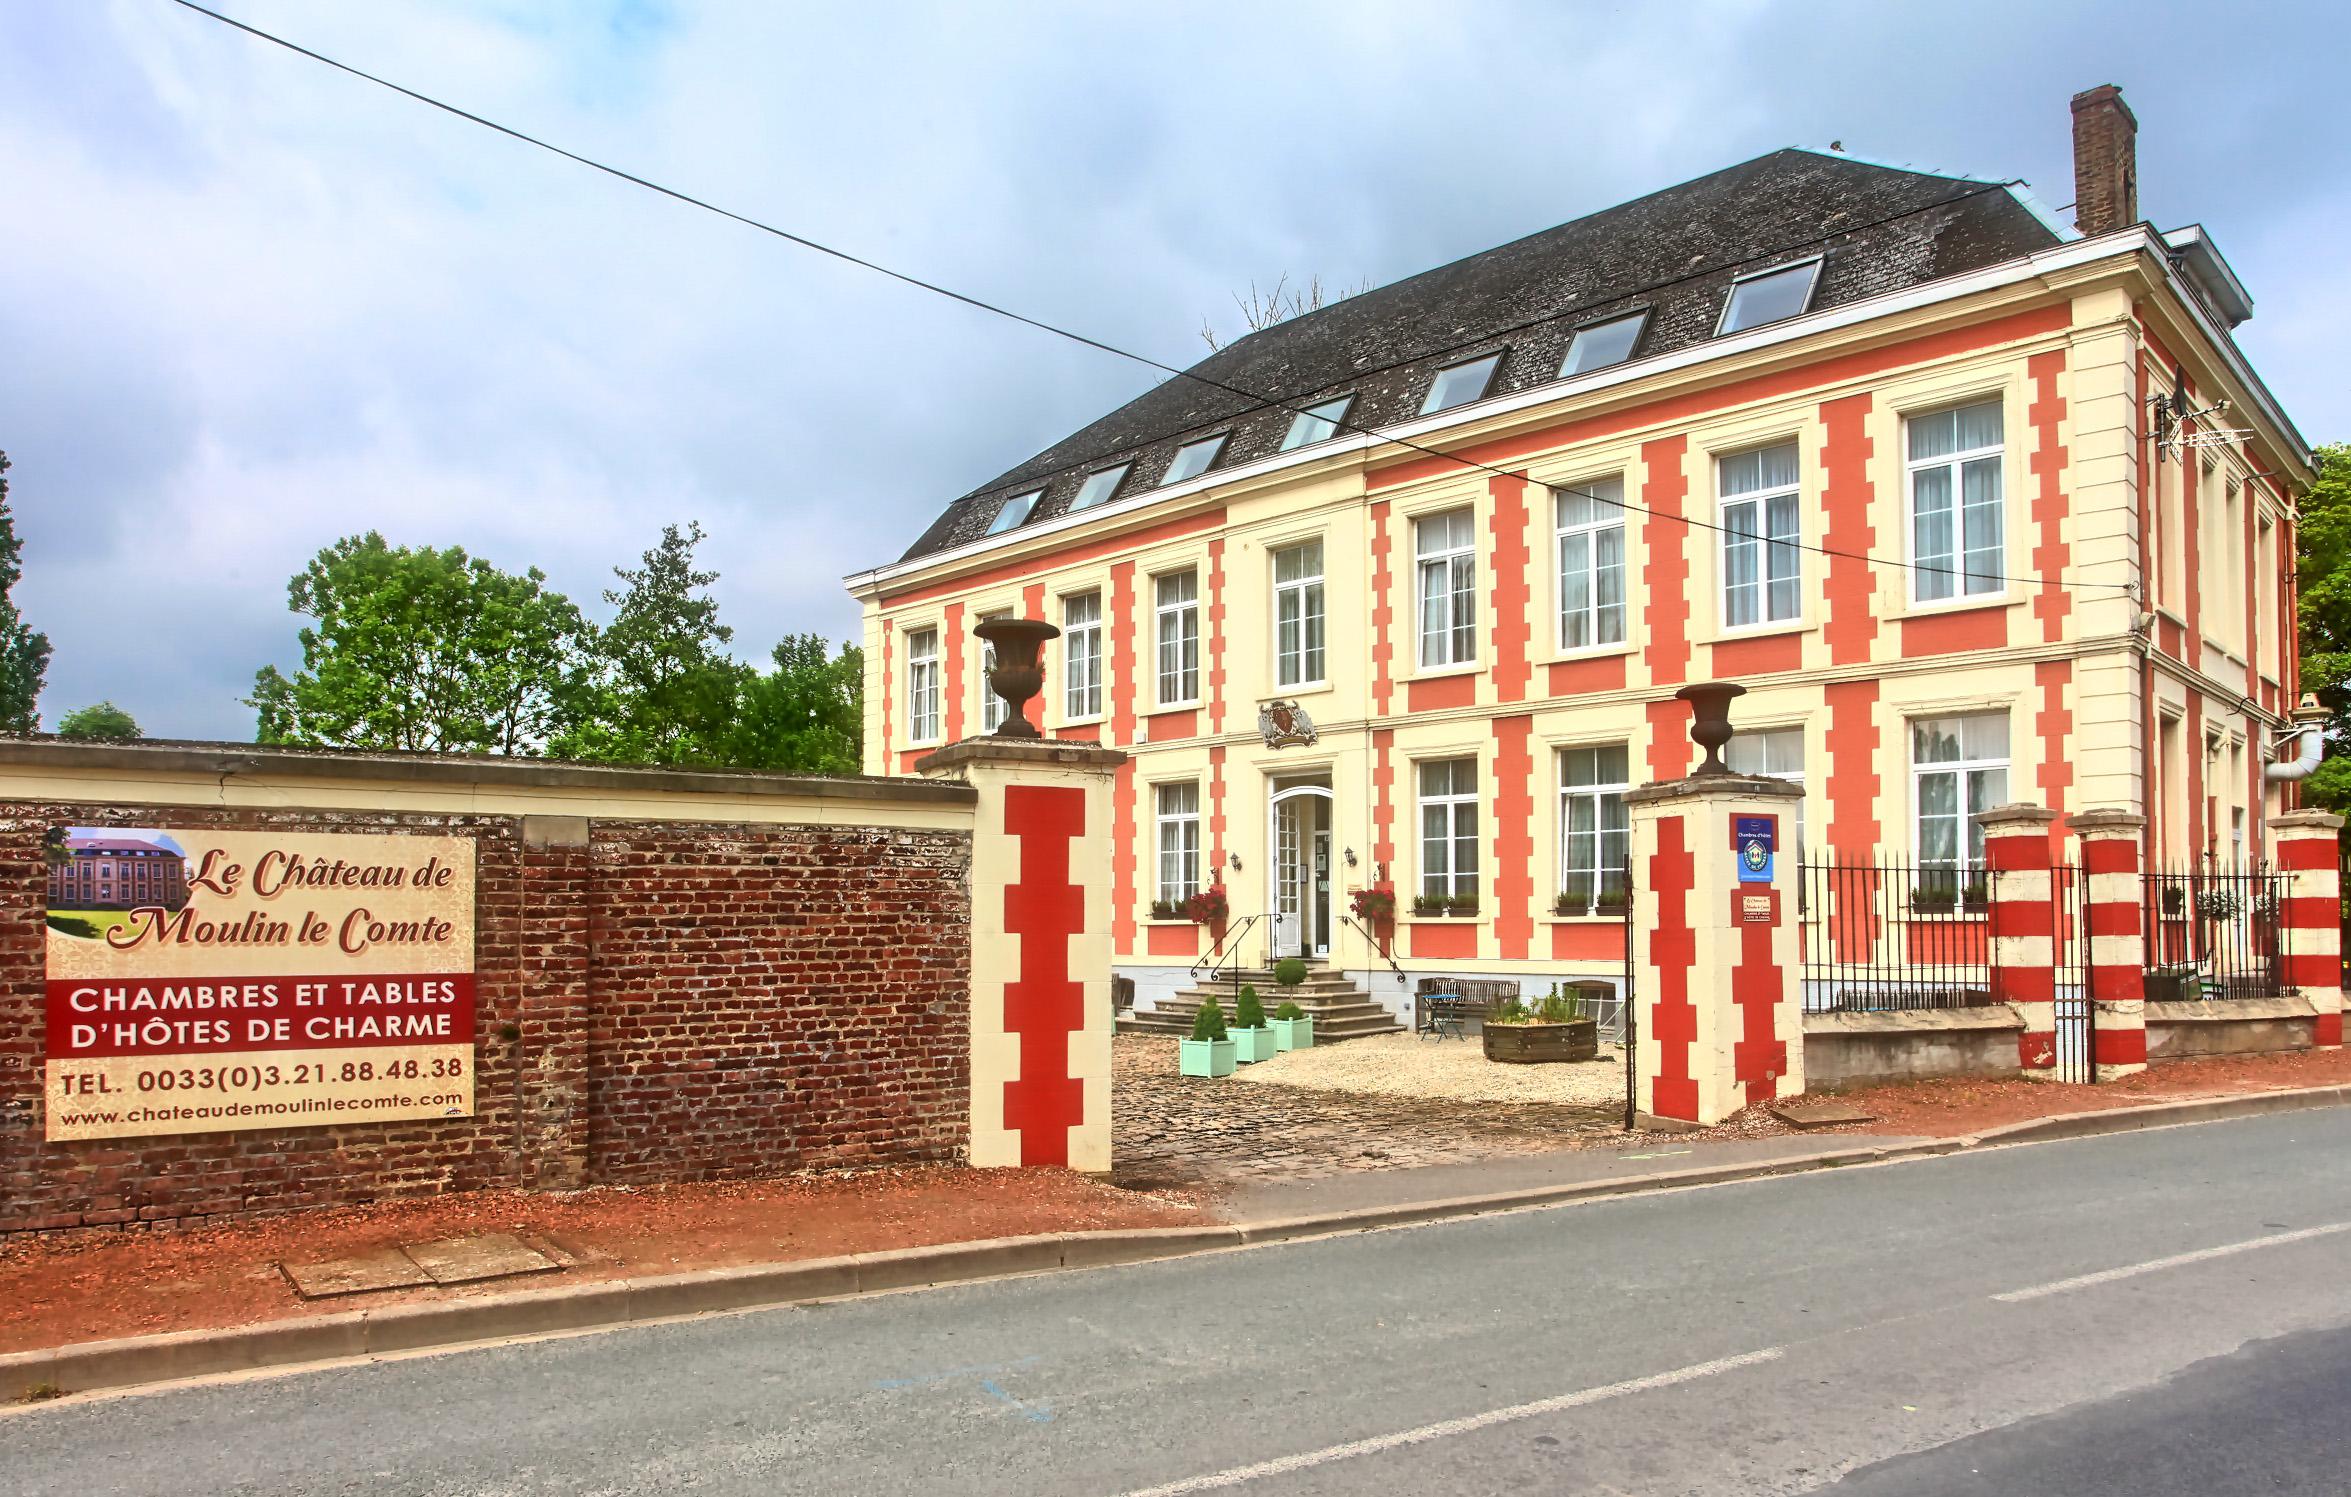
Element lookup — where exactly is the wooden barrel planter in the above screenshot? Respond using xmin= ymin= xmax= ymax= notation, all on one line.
xmin=1483 ymin=1018 xmax=1599 ymax=1064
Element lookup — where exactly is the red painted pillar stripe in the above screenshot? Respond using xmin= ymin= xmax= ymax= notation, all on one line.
xmin=1983 ymin=814 xmax=2058 ymax=1072
xmin=2035 ymin=663 xmax=2073 ymax=862
xmin=1489 ymin=475 xmax=1532 ymax=703
xmin=1205 ymin=538 xmax=1227 ymax=736
xmin=1110 ymin=563 xmax=1138 ymax=952
xmin=943 ymin=601 xmax=967 ymax=745
xmin=1818 ymin=393 xmax=1878 ymax=666
xmin=1001 ymin=784 xmax=1088 ymax=1167
xmin=2076 ymin=819 xmax=2148 ymax=1071
xmin=1648 ymin=815 xmax=1698 ymax=1122
xmin=2027 ymin=350 xmax=2071 ymax=643
xmin=1493 ymin=714 xmax=1534 ymax=960
xmin=2275 ymin=818 xmax=2343 ymax=1047
xmin=1370 ymin=499 xmax=1395 ymax=718
xmin=1640 ymin=436 xmax=1690 ymax=690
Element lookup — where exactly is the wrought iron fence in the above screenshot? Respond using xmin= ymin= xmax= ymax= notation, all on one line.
xmin=2142 ymin=865 xmax=2287 ymax=1000
xmin=1798 ymin=855 xmax=1993 ymax=1012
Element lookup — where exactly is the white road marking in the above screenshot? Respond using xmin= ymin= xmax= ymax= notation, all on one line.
xmin=1992 ymin=1222 xmax=2351 ymax=1303
xmin=1109 ymin=1347 xmax=1783 ymax=1496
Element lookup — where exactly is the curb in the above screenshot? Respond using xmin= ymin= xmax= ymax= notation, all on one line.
xmin=10 ymin=1083 xmax=2350 ymax=1403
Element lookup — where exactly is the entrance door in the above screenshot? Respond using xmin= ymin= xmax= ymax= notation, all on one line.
xmin=1269 ymin=784 xmax=1333 ymax=960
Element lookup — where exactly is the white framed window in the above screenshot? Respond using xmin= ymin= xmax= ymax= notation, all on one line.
xmin=985 ymin=489 xmax=1041 ymax=536
xmin=1421 ymin=353 xmax=1502 ymax=414
xmin=905 ymin=627 xmax=940 ymax=744
xmin=1417 ymin=758 xmax=1480 ymax=901
xmin=1907 ymin=400 xmax=2004 ymax=602
xmin=1282 ymin=395 xmax=1354 ymax=451
xmin=1911 ymin=713 xmax=2009 ymax=892
xmin=1162 ymin=434 xmax=1226 ymax=487
xmin=1154 ymin=781 xmax=1202 ymax=905
xmin=1062 ymin=592 xmax=1103 ymax=720
xmin=1554 ymin=478 xmax=1626 ymax=650
xmin=1719 ymin=443 xmax=1801 ymax=628
xmin=975 ymin=611 xmax=1008 ymax=733
xmin=1273 ymin=540 xmax=1325 ymax=687
xmin=1725 ymin=726 xmax=1805 ymax=858
xmin=1416 ymin=507 xmax=1478 ymax=668
xmin=1559 ymin=310 xmax=1647 ymax=377
xmin=1069 ymin=464 xmax=1130 ymax=512
xmin=1154 ymin=569 xmax=1199 ymax=706
xmin=1718 ymin=258 xmax=1822 ymax=334
xmin=1557 ymin=744 xmax=1630 ymax=914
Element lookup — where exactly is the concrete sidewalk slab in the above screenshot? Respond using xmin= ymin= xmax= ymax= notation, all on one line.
xmin=281 ymin=1250 xmax=429 ymax=1300
xmin=401 ymin=1233 xmax=561 ymax=1287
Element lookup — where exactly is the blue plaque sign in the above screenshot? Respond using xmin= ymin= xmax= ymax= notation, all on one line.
xmin=1735 ymin=815 xmax=1775 ymax=885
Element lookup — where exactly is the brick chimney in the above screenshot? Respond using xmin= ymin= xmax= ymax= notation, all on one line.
xmin=2071 ymin=84 xmax=2138 ymax=236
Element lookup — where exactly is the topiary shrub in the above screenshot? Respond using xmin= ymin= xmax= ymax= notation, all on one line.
xmin=1190 ymin=997 xmax=1228 ymax=1043
xmin=1274 ymin=999 xmax=1304 ymax=1022
xmin=1273 ymin=957 xmax=1308 ymax=989
xmin=1234 ymin=983 xmax=1267 ymax=1029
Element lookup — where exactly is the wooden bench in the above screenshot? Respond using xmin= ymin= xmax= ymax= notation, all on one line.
xmin=1416 ymin=977 xmax=1520 ymax=1039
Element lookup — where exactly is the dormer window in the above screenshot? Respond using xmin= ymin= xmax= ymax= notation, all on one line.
xmin=1069 ymin=464 xmax=1131 ymax=512
xmin=1161 ymin=434 xmax=1227 ymax=486
xmin=1420 ymin=353 xmax=1502 ymax=415
xmin=1718 ymin=258 xmax=1822 ymax=334
xmin=1559 ymin=310 xmax=1648 ymax=377
xmin=985 ymin=489 xmax=1042 ymax=535
xmin=1281 ymin=395 xmax=1354 ymax=451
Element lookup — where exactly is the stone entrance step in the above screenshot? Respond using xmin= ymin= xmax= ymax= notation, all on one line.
xmin=1118 ymin=964 xmax=1405 ymax=1041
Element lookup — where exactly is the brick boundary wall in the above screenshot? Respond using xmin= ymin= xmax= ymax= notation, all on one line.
xmin=0 ymin=743 xmax=978 ymax=1235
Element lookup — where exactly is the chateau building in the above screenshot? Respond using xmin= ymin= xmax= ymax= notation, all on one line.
xmin=47 ymin=835 xmax=192 ymax=913
xmin=846 ymin=87 xmax=2316 ymax=1012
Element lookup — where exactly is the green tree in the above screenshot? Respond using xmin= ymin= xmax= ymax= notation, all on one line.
xmin=248 ymin=532 xmax=594 ymax=755
xmin=554 ymin=522 xmax=749 ymax=765
xmin=55 ymin=702 xmax=141 ymax=741
xmin=2297 ymin=443 xmax=2351 ymax=813
xmin=0 ymin=451 xmax=52 ymax=732
xmin=720 ymin=634 xmax=863 ymax=774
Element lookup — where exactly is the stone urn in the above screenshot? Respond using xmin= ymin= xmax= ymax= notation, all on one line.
xmin=974 ymin=617 xmax=1059 ymax=738
xmin=1675 ymin=681 xmax=1747 ymax=775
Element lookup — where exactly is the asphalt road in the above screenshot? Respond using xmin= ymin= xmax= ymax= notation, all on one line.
xmin=11 ymin=1109 xmax=2351 ymax=1496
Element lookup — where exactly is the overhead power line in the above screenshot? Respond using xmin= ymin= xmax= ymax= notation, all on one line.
xmin=161 ymin=0 xmax=2136 ymax=597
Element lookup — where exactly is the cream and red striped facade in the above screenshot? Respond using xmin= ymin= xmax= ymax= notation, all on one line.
xmin=851 ymin=229 xmax=2314 ymax=998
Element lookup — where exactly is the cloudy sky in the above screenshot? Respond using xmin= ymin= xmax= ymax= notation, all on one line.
xmin=3 ymin=0 xmax=2345 ymax=739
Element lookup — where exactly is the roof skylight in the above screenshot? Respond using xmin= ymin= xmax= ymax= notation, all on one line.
xmin=1718 ymin=258 xmax=1822 ymax=334
xmin=1559 ymin=310 xmax=1648 ymax=377
xmin=985 ymin=489 xmax=1042 ymax=535
xmin=1161 ymin=434 xmax=1227 ymax=486
xmin=1069 ymin=464 xmax=1131 ymax=512
xmin=1280 ymin=395 xmax=1354 ymax=451
xmin=1420 ymin=353 xmax=1502 ymax=415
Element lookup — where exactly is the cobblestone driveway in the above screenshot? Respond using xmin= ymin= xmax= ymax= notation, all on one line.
xmin=1110 ymin=1036 xmax=1621 ymax=1192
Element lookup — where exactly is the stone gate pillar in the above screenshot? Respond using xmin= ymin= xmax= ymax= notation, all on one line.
xmin=2071 ymin=809 xmax=2148 ymax=1080
xmin=1980 ymin=803 xmax=2060 ymax=1078
xmin=2275 ymin=810 xmax=2344 ymax=1050
xmin=918 ymin=738 xmax=1125 ymax=1170
xmin=1624 ymin=772 xmax=1805 ymax=1127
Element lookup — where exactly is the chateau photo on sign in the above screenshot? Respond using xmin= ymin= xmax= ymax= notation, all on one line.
xmin=43 ymin=827 xmax=477 ymax=1141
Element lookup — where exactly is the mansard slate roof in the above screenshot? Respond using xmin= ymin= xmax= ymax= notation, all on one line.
xmin=900 ymin=148 xmax=2060 ymax=564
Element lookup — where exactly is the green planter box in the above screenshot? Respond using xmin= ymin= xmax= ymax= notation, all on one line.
xmin=1231 ymin=1026 xmax=1278 ymax=1063
xmin=1269 ymin=1015 xmax=1316 ymax=1051
xmin=1179 ymin=1037 xmax=1236 ymax=1077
